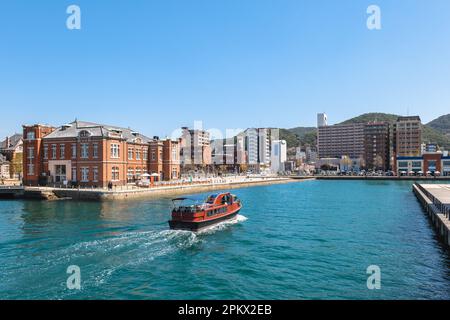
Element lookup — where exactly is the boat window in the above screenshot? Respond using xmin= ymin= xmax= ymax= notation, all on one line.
xmin=206 ymin=195 xmax=216 ymax=204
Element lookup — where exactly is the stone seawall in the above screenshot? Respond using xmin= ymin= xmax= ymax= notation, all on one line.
xmin=413 ymin=183 xmax=450 ymax=248
xmin=24 ymin=178 xmax=312 ymax=201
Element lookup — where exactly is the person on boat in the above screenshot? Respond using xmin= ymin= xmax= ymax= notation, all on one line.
xmin=206 ymin=195 xmax=216 ymax=204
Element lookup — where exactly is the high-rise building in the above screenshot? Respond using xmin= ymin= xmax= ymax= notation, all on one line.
xmin=305 ymin=145 xmax=318 ymax=164
xmin=179 ymin=127 xmax=212 ymax=167
xmin=317 ymin=123 xmax=365 ymax=159
xmin=393 ymin=116 xmax=422 ymax=157
xmin=271 ymin=140 xmax=287 ymax=173
xmin=317 ymin=113 xmax=328 ymax=127
xmin=211 ymin=134 xmax=246 ymax=168
xmin=245 ymin=128 xmax=271 ymax=167
xmin=364 ymin=122 xmax=390 ymax=171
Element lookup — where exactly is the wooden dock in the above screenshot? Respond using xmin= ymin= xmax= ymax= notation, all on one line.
xmin=413 ymin=183 xmax=450 ymax=247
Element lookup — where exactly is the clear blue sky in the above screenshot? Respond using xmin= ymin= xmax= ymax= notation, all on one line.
xmin=1 ymin=0 xmax=450 ymax=138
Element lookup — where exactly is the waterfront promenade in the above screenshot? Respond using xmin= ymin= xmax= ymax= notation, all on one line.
xmin=20 ymin=176 xmax=309 ymax=201
xmin=413 ymin=183 xmax=450 ymax=247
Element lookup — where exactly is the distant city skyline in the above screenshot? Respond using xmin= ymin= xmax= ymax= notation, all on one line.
xmin=1 ymin=1 xmax=450 ymax=138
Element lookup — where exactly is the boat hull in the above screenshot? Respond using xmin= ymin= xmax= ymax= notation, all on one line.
xmin=169 ymin=210 xmax=240 ymax=232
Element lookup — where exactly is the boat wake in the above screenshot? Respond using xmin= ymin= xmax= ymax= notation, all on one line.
xmin=197 ymin=214 xmax=248 ymax=235
xmin=3 ymin=215 xmax=248 ymax=299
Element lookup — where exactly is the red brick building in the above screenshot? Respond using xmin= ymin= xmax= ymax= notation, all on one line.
xmin=22 ymin=121 xmax=180 ymax=187
xmin=149 ymin=138 xmax=181 ymax=181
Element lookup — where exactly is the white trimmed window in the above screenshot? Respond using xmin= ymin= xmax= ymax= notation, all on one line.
xmin=172 ymin=168 xmax=178 ymax=179
xmin=143 ymin=150 xmax=148 ymax=161
xmin=93 ymin=144 xmax=99 ymax=158
xmin=111 ymin=144 xmax=120 ymax=159
xmin=93 ymin=167 xmax=98 ymax=182
xmin=26 ymin=132 xmax=35 ymax=140
xmin=72 ymin=167 xmax=77 ymax=181
xmin=27 ymin=147 xmax=35 ymax=159
xmin=112 ymin=166 xmax=119 ymax=181
xmin=60 ymin=144 xmax=65 ymax=159
xmin=81 ymin=143 xmax=89 ymax=159
xmin=172 ymin=146 xmax=177 ymax=160
xmin=51 ymin=144 xmax=57 ymax=159
xmin=128 ymin=148 xmax=133 ymax=160
xmin=27 ymin=163 xmax=34 ymax=175
xmin=127 ymin=168 xmax=134 ymax=182
xmin=136 ymin=149 xmax=141 ymax=160
xmin=72 ymin=144 xmax=77 ymax=158
xmin=81 ymin=167 xmax=89 ymax=182
xmin=43 ymin=145 xmax=48 ymax=160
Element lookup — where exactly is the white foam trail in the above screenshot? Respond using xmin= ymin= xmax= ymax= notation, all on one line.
xmin=196 ymin=214 xmax=248 ymax=235
xmin=43 ymin=216 xmax=247 ymax=297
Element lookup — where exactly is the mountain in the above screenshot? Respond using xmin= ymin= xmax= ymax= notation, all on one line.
xmin=339 ymin=113 xmax=399 ymax=125
xmin=427 ymin=114 xmax=450 ymax=137
xmin=282 ymin=112 xmax=450 ymax=150
xmin=282 ymin=127 xmax=316 ymax=148
xmin=341 ymin=113 xmax=450 ymax=149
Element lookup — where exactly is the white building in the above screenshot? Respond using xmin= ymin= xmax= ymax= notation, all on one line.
xmin=271 ymin=140 xmax=287 ymax=173
xmin=246 ymin=128 xmax=271 ymax=167
xmin=317 ymin=113 xmax=328 ymax=127
xmin=0 ymin=155 xmax=10 ymax=179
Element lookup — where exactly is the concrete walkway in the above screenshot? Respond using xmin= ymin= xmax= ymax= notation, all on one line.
xmin=23 ymin=177 xmax=310 ymax=201
xmin=413 ymin=183 xmax=450 ymax=247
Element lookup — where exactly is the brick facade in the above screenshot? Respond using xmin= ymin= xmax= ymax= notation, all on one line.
xmin=22 ymin=121 xmax=180 ymax=187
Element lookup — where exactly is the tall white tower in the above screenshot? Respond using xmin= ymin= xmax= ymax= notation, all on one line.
xmin=317 ymin=113 xmax=328 ymax=127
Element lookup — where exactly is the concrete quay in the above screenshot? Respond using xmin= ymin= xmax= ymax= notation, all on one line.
xmin=0 ymin=186 xmax=24 ymax=199
xmin=413 ymin=183 xmax=450 ymax=247
xmin=20 ymin=177 xmax=311 ymax=201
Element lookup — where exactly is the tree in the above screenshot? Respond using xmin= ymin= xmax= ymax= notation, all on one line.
xmin=373 ymin=155 xmax=384 ymax=171
xmin=10 ymin=153 xmax=23 ymax=179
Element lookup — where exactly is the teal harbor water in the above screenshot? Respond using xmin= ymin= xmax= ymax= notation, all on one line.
xmin=0 ymin=180 xmax=449 ymax=300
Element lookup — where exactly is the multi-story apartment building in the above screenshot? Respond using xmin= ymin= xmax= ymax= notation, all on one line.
xmin=245 ymin=128 xmax=271 ymax=169
xmin=393 ymin=116 xmax=422 ymax=157
xmin=270 ymin=140 xmax=287 ymax=173
xmin=180 ymin=127 xmax=212 ymax=167
xmin=149 ymin=138 xmax=181 ymax=181
xmin=393 ymin=116 xmax=422 ymax=173
xmin=211 ymin=134 xmax=246 ymax=171
xmin=364 ymin=122 xmax=390 ymax=171
xmin=305 ymin=145 xmax=318 ymax=164
xmin=22 ymin=121 xmax=180 ymax=187
xmin=317 ymin=123 xmax=365 ymax=159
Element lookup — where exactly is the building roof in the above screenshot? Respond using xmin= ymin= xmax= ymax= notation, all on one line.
xmin=396 ymin=116 xmax=421 ymax=122
xmin=0 ymin=134 xmax=23 ymax=151
xmin=43 ymin=120 xmax=152 ymax=144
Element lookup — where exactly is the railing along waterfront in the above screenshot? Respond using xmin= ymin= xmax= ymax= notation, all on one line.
xmin=415 ymin=183 xmax=450 ymax=220
xmin=25 ymin=176 xmax=275 ymax=192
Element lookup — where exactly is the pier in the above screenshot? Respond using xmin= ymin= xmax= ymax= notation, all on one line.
xmin=413 ymin=183 xmax=450 ymax=247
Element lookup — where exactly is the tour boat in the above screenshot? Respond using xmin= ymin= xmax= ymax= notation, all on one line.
xmin=168 ymin=193 xmax=242 ymax=231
